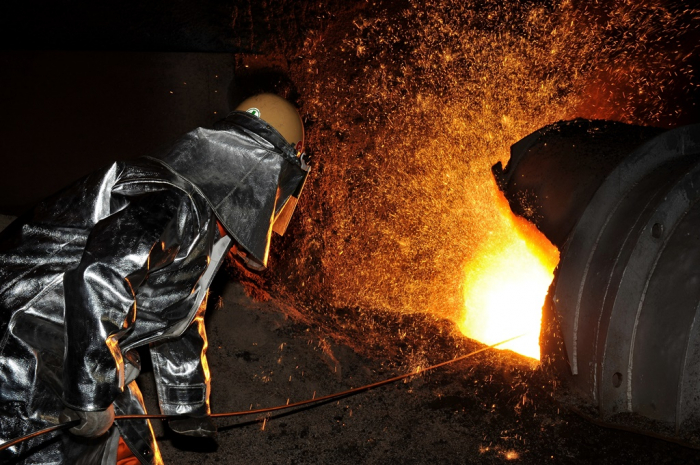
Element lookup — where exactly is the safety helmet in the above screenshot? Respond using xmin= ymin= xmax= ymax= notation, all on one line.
xmin=235 ymin=93 xmax=305 ymax=155
xmin=235 ymin=93 xmax=308 ymax=239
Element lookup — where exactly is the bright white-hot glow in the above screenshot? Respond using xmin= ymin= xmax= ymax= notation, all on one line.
xmin=459 ymin=184 xmax=559 ymax=360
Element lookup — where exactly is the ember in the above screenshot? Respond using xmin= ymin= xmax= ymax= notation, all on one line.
xmin=271 ymin=0 xmax=698 ymax=362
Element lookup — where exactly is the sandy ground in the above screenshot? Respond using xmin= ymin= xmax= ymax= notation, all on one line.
xmin=137 ymin=274 xmax=700 ymax=465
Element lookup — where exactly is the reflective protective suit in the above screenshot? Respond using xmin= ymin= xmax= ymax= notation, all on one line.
xmin=0 ymin=111 xmax=308 ymax=464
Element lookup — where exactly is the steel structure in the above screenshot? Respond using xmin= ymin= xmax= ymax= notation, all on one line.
xmin=494 ymin=119 xmax=700 ymax=439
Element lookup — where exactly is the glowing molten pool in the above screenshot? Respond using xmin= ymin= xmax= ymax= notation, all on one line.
xmin=459 ymin=183 xmax=559 ymax=360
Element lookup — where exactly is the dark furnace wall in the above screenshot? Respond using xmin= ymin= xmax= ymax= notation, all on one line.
xmin=0 ymin=0 xmax=308 ymax=215
xmin=0 ymin=51 xmax=234 ymax=214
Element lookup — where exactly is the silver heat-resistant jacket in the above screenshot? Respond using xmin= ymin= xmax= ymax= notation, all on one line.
xmin=0 ymin=112 xmax=308 ymax=464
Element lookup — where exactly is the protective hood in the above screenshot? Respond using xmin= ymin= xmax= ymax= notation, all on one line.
xmin=155 ymin=111 xmax=309 ymax=266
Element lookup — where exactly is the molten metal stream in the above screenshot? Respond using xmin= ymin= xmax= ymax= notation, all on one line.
xmin=460 ymin=182 xmax=559 ymax=360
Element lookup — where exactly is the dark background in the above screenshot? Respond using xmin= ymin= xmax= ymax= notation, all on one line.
xmin=0 ymin=0 xmax=244 ymax=52
xmin=0 ymin=0 xmax=282 ymax=214
xmin=0 ymin=51 xmax=235 ymax=214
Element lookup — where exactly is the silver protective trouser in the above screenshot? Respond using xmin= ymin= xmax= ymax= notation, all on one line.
xmin=0 ymin=111 xmax=307 ymax=464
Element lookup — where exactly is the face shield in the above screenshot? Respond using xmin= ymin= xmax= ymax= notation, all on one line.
xmin=236 ymin=152 xmax=308 ymax=271
xmin=272 ymin=153 xmax=310 ymax=236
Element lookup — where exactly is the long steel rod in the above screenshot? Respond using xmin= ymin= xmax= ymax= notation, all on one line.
xmin=0 ymin=334 xmax=525 ymax=452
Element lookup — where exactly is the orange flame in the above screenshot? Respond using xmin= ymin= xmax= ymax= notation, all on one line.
xmin=459 ymin=180 xmax=559 ymax=360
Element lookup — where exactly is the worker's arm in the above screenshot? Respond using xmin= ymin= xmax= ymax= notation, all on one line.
xmin=150 ymin=297 xmax=217 ymax=437
xmin=61 ymin=189 xmax=194 ymax=433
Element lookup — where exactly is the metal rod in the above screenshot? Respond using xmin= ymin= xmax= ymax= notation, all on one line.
xmin=0 ymin=334 xmax=525 ymax=452
xmin=0 ymin=420 xmax=80 ymax=453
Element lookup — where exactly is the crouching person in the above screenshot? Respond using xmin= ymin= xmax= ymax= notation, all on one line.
xmin=0 ymin=94 xmax=308 ymax=464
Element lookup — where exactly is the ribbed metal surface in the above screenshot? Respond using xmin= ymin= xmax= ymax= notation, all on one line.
xmin=553 ymin=124 xmax=700 ymax=427
xmin=498 ymin=121 xmax=700 ymax=437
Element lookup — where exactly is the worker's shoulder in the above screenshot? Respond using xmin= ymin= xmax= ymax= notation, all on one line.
xmin=115 ymin=157 xmax=201 ymax=196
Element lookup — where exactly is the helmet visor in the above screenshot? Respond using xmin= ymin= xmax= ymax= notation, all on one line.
xmin=272 ymin=154 xmax=310 ymax=236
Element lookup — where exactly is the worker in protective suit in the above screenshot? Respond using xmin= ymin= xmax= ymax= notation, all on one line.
xmin=0 ymin=93 xmax=309 ymax=464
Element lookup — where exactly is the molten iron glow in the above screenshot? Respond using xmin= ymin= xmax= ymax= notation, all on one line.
xmin=459 ymin=183 xmax=559 ymax=360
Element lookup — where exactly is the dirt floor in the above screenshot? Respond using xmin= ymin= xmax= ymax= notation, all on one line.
xmin=132 ymin=274 xmax=700 ymax=465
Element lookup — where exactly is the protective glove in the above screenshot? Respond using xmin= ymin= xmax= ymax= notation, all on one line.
xmin=168 ymin=415 xmax=217 ymax=438
xmin=235 ymin=248 xmax=266 ymax=271
xmin=60 ymin=404 xmax=115 ymax=438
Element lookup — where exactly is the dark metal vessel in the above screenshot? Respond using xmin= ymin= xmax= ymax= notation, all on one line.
xmin=494 ymin=119 xmax=700 ymax=440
